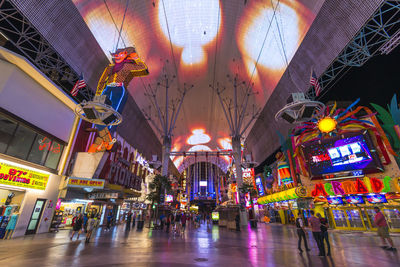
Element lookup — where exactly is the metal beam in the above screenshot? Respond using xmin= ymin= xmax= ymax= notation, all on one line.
xmin=306 ymin=0 xmax=400 ymax=100
xmin=0 ymin=0 xmax=94 ymax=102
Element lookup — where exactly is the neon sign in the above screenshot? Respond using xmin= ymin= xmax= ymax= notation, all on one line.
xmin=311 ymin=176 xmax=399 ymax=197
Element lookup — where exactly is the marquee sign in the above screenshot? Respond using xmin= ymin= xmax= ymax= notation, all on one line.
xmin=0 ymin=160 xmax=49 ymax=190
xmin=67 ymin=177 xmax=105 ymax=189
xmin=311 ymin=176 xmax=400 ymax=197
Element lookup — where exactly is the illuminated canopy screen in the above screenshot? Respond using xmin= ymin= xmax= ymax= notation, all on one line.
xmin=73 ymin=0 xmax=324 ymax=170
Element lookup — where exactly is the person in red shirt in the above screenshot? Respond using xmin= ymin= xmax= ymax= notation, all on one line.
xmin=374 ymin=207 xmax=396 ymax=251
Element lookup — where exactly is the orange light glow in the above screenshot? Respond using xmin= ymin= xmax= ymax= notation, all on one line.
xmin=187 ymin=129 xmax=211 ymax=145
xmin=218 ymin=138 xmax=232 ymax=150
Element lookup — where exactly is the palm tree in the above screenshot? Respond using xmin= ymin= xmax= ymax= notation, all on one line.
xmin=146 ymin=174 xmax=172 ymax=226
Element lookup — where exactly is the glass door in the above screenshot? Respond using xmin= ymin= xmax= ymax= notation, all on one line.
xmin=331 ymin=209 xmax=348 ymax=229
xmin=345 ymin=208 xmax=366 ymax=230
xmin=383 ymin=208 xmax=400 ymax=231
xmin=25 ymin=199 xmax=46 ymax=235
xmin=364 ymin=208 xmax=377 ymax=230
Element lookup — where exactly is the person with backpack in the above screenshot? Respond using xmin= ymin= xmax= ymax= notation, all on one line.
xmin=296 ymin=215 xmax=310 ymax=253
xmin=70 ymin=213 xmax=83 ymax=240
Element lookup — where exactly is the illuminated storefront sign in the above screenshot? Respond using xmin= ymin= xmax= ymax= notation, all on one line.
xmin=255 ymin=176 xmax=265 ymax=196
xmin=67 ymin=177 xmax=105 ymax=189
xmin=0 ymin=160 xmax=49 ymax=190
xmin=311 ymin=176 xmax=400 ymax=197
xmin=257 ymin=186 xmax=307 ymax=204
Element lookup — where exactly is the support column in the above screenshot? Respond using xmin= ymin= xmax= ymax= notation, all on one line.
xmin=232 ymin=135 xmax=243 ymax=188
xmin=161 ymin=136 xmax=171 ymax=177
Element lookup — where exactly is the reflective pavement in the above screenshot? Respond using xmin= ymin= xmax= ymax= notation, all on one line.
xmin=0 ymin=222 xmax=399 ymax=267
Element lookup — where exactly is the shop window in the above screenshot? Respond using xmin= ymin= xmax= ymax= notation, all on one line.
xmin=0 ymin=111 xmax=65 ymax=170
xmin=0 ymin=114 xmax=18 ymax=153
xmin=44 ymin=141 xmax=64 ymax=169
xmin=27 ymin=134 xmax=50 ymax=165
xmin=6 ymin=125 xmax=36 ymax=160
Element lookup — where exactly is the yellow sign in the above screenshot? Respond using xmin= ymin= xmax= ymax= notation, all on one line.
xmin=257 ymin=186 xmax=307 ymax=204
xmin=67 ymin=177 xmax=105 ymax=189
xmin=0 ymin=161 xmax=49 ymax=190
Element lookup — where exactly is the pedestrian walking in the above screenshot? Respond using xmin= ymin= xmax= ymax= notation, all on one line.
xmin=295 ymin=215 xmax=310 ymax=253
xmin=235 ymin=213 xmax=240 ymax=232
xmin=175 ymin=212 xmax=181 ymax=232
xmin=317 ymin=213 xmax=331 ymax=256
xmin=106 ymin=212 xmax=113 ymax=230
xmin=181 ymin=213 xmax=187 ymax=233
xmin=126 ymin=211 xmax=132 ymax=231
xmin=70 ymin=213 xmax=83 ymax=240
xmin=166 ymin=214 xmax=172 ymax=233
xmin=160 ymin=213 xmax=166 ymax=230
xmin=132 ymin=212 xmax=136 ymax=228
xmin=374 ymin=206 xmax=396 ymax=251
xmin=308 ymin=211 xmax=325 ymax=256
xmin=85 ymin=214 xmax=96 ymax=243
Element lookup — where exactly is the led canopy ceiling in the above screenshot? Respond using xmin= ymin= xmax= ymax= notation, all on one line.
xmin=73 ymin=0 xmax=325 ymax=170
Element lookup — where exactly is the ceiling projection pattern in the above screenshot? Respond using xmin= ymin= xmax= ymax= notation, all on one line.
xmin=73 ymin=0 xmax=321 ymax=170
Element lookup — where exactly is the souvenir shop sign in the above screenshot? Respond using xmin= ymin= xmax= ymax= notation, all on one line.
xmin=67 ymin=177 xmax=105 ymax=189
xmin=311 ymin=176 xmax=400 ymax=197
xmin=0 ymin=161 xmax=48 ymax=190
xmin=257 ymin=186 xmax=307 ymax=204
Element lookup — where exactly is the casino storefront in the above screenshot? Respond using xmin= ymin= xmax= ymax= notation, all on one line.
xmin=309 ymin=177 xmax=400 ymax=232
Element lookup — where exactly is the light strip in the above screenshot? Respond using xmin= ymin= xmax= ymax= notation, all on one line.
xmin=323 ymin=174 xmax=364 ymax=181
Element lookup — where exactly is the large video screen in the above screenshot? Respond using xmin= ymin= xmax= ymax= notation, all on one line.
xmin=72 ymin=0 xmax=324 ymax=171
xmin=302 ymin=131 xmax=383 ymax=178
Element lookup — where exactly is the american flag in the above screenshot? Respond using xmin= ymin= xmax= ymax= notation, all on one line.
xmin=310 ymin=69 xmax=321 ymax=97
xmin=70 ymin=75 xmax=86 ymax=97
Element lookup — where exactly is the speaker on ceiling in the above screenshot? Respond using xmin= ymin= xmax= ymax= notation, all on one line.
xmin=281 ymin=111 xmax=295 ymax=124
xmin=83 ymin=107 xmax=97 ymax=120
xmin=102 ymin=114 xmax=118 ymax=125
xmin=301 ymin=106 xmax=316 ymax=118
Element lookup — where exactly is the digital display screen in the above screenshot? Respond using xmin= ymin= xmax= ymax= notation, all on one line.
xmin=326 ymin=197 xmax=344 ymax=205
xmin=303 ymin=132 xmax=383 ymax=178
xmin=212 ymin=211 xmax=219 ymax=221
xmin=199 ymin=181 xmax=208 ymax=187
xmin=255 ymin=176 xmax=265 ymax=196
xmin=366 ymin=194 xmax=387 ymax=204
xmin=165 ymin=195 xmax=173 ymax=202
xmin=345 ymin=195 xmax=364 ymax=204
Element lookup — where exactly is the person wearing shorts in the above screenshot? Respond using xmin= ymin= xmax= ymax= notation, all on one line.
xmin=85 ymin=214 xmax=96 ymax=243
xmin=374 ymin=206 xmax=396 ymax=251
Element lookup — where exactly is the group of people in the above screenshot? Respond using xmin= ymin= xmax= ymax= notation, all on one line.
xmin=296 ymin=207 xmax=396 ymax=256
xmin=70 ymin=213 xmax=100 ymax=243
xmin=157 ymin=211 xmax=213 ymax=233
xmin=160 ymin=212 xmax=188 ymax=233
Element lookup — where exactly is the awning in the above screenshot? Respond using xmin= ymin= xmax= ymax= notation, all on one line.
xmin=257 ymin=186 xmax=307 ymax=204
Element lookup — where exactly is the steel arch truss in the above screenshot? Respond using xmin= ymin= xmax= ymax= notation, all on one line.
xmin=0 ymin=0 xmax=94 ymax=102
xmin=306 ymin=0 xmax=400 ymax=100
